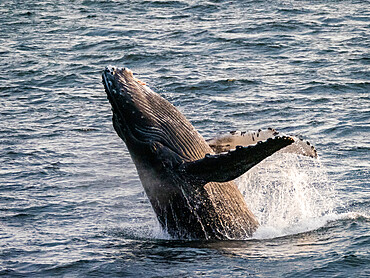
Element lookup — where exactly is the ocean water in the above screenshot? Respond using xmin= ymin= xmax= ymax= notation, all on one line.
xmin=1 ymin=0 xmax=369 ymax=277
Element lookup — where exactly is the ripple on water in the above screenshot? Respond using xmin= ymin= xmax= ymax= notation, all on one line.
xmin=0 ymin=0 xmax=369 ymax=277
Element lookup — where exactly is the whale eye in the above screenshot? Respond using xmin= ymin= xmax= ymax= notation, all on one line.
xmin=151 ymin=143 xmax=158 ymax=152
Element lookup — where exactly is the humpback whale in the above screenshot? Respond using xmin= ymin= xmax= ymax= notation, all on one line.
xmin=102 ymin=66 xmax=317 ymax=240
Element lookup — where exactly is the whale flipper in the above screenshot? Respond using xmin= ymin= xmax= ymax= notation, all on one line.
xmin=180 ymin=136 xmax=295 ymax=184
xmin=207 ymin=129 xmax=317 ymax=158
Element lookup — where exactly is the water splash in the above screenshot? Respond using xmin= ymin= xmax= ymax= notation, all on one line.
xmin=237 ymin=154 xmax=340 ymax=239
xmin=118 ymin=154 xmax=355 ymax=241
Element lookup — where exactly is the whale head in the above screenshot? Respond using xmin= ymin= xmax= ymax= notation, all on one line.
xmin=102 ymin=66 xmax=154 ymax=146
xmin=102 ymin=66 xmax=210 ymax=169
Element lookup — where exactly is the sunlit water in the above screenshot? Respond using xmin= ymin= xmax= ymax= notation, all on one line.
xmin=1 ymin=0 xmax=369 ymax=277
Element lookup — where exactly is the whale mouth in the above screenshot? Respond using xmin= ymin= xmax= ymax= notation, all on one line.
xmin=102 ymin=66 xmax=115 ymax=91
xmin=103 ymin=66 xmax=144 ymax=145
xmin=102 ymin=67 xmax=125 ymax=121
xmin=102 ymin=66 xmax=127 ymax=107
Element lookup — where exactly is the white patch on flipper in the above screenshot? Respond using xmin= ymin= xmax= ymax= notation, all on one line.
xmin=280 ymin=138 xmax=317 ymax=158
xmin=206 ymin=129 xmax=279 ymax=153
xmin=207 ymin=129 xmax=317 ymax=158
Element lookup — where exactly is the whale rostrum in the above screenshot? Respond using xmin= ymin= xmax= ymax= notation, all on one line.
xmin=102 ymin=66 xmax=317 ymax=240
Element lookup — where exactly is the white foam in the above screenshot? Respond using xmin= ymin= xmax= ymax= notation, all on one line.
xmin=236 ymin=153 xmax=343 ymax=239
xmin=148 ymin=220 xmax=172 ymax=240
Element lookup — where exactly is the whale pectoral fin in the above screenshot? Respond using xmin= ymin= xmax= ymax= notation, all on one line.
xmin=206 ymin=129 xmax=317 ymax=158
xmin=206 ymin=129 xmax=279 ymax=153
xmin=180 ymin=136 xmax=295 ymax=184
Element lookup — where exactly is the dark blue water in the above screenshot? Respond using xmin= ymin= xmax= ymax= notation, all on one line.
xmin=1 ymin=0 xmax=369 ymax=277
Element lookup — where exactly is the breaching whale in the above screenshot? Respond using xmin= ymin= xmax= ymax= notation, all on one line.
xmin=102 ymin=66 xmax=317 ymax=240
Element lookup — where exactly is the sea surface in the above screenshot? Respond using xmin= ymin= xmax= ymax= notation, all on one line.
xmin=1 ymin=0 xmax=369 ymax=277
